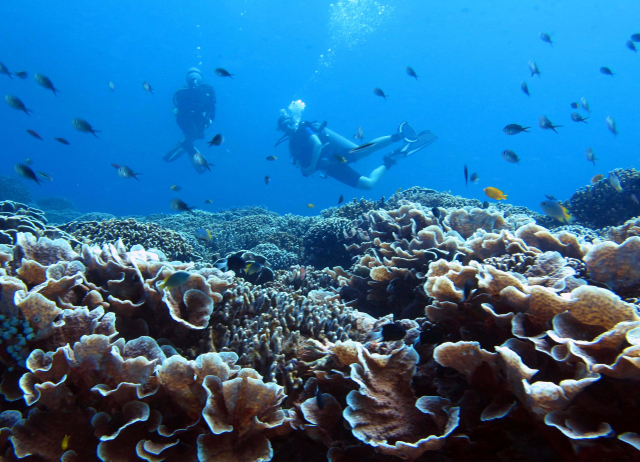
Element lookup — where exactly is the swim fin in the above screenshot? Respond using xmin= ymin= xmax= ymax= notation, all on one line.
xmin=388 ymin=130 xmax=438 ymax=161
xmin=398 ymin=121 xmax=417 ymax=142
xmin=164 ymin=141 xmax=186 ymax=162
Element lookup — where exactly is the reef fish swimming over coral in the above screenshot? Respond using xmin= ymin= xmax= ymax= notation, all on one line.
xmin=484 ymin=186 xmax=507 ymax=200
xmin=157 ymin=270 xmax=191 ymax=291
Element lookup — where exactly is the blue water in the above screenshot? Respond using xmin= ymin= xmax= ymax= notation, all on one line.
xmin=1 ymin=1 xmax=638 ymax=218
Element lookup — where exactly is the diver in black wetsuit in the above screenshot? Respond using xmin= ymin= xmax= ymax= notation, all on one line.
xmin=164 ymin=68 xmax=216 ymax=173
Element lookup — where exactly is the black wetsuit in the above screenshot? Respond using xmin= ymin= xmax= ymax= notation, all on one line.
xmin=173 ymin=84 xmax=216 ymax=140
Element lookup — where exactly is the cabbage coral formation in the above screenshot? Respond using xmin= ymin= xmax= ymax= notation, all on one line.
xmin=0 ymin=200 xmax=640 ymax=461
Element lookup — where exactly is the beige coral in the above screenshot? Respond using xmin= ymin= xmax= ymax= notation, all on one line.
xmin=338 ymin=341 xmax=460 ymax=459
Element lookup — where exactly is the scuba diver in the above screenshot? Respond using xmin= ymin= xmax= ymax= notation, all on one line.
xmin=275 ymin=101 xmax=437 ymax=190
xmin=163 ymin=68 xmax=216 ymax=173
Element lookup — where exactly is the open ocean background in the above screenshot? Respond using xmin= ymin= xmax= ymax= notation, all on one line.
xmin=1 ymin=0 xmax=638 ymax=218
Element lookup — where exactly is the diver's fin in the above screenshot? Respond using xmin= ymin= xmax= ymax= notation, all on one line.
xmin=164 ymin=142 xmax=186 ymax=162
xmin=401 ymin=130 xmax=438 ymax=156
xmin=398 ymin=121 xmax=417 ymax=143
xmin=388 ymin=130 xmax=438 ymax=161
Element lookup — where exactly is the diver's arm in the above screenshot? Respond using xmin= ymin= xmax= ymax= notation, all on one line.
xmin=301 ymin=135 xmax=323 ymax=176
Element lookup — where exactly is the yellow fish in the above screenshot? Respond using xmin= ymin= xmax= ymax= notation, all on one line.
xmin=484 ymin=187 xmax=507 ymax=201
xmin=266 ymin=156 xmax=277 ymax=161
xmin=333 ymin=155 xmax=347 ymax=163
xmin=590 ymin=174 xmax=604 ymax=184
xmin=61 ymin=434 xmax=70 ymax=451
xmin=396 ymin=187 xmax=402 ymax=194
xmin=307 ymin=203 xmax=315 ymax=208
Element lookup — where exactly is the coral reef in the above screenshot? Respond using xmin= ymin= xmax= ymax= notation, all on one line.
xmin=60 ymin=218 xmax=198 ymax=261
xmin=386 ymin=187 xmax=483 ymax=209
xmin=1 ymin=195 xmax=640 ymax=461
xmin=565 ymin=167 xmax=640 ymax=228
xmin=321 ymin=197 xmax=386 ymax=221
xmin=142 ymin=208 xmax=315 ymax=268
xmin=0 ymin=201 xmax=79 ymax=246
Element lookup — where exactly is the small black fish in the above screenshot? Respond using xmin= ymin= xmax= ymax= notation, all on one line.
xmin=503 ymin=124 xmax=530 ymax=135
xmin=35 ymin=74 xmax=60 ymax=96
xmin=338 ymin=194 xmax=344 ymax=204
xmin=5 ymin=95 xmax=33 ymax=115
xmin=539 ymin=115 xmax=562 ymax=133
xmin=170 ymin=198 xmax=194 ymax=213
xmin=539 ymin=32 xmax=554 ymax=46
xmin=464 ymin=164 xmax=468 ymax=187
xmin=264 ymin=175 xmax=270 ymax=185
xmin=12 ymin=71 xmax=28 ymax=79
xmin=380 ymin=323 xmax=407 ymax=342
xmin=142 ymin=81 xmax=154 ymax=93
xmin=600 ymin=66 xmax=614 ymax=76
xmin=470 ymin=172 xmax=479 ymax=184
xmin=570 ymin=112 xmax=589 ymax=123
xmin=406 ymin=66 xmax=418 ymax=80
xmin=339 ymin=286 xmax=361 ymax=303
xmin=54 ymin=137 xmax=70 ymax=145
xmin=501 ymin=149 xmax=520 ymax=163
xmin=432 ymin=207 xmax=441 ymax=219
xmin=26 ymin=130 xmax=43 ymax=140
xmin=316 ymin=385 xmax=325 ymax=410
xmin=570 ymin=102 xmax=580 ymax=109
xmin=208 ymin=134 xmax=223 ymax=147
xmin=373 ymin=87 xmax=387 ymax=100
xmin=520 ymin=81 xmax=529 ymax=96
xmin=626 ymin=40 xmax=637 ymax=52
xmin=227 ymin=255 xmax=247 ymax=272
xmin=545 ymin=195 xmax=557 ymax=201
xmin=482 ymin=201 xmax=490 ymax=209
xmin=215 ymin=68 xmax=234 ymax=78
xmin=632 ymin=33 xmax=640 ymax=42
xmin=14 ymin=163 xmax=41 ymax=185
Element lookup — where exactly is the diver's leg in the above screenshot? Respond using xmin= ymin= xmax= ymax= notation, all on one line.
xmin=344 ymin=122 xmax=418 ymax=160
xmin=324 ymin=128 xmax=393 ymax=161
xmin=356 ymin=165 xmax=387 ymax=190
